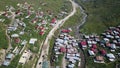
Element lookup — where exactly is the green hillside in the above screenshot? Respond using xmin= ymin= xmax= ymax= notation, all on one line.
xmin=75 ymin=0 xmax=120 ymax=34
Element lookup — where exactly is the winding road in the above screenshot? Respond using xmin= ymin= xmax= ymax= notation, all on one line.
xmin=36 ymin=0 xmax=87 ymax=68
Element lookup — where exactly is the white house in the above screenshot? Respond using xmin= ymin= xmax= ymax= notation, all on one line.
xmin=11 ymin=34 xmax=19 ymax=37
xmin=88 ymin=50 xmax=95 ymax=56
xmin=29 ymin=38 xmax=37 ymax=45
xmin=106 ymin=53 xmax=115 ymax=61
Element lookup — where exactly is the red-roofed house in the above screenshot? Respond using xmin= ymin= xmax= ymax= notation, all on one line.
xmin=92 ymin=44 xmax=97 ymax=49
xmin=15 ymin=38 xmax=20 ymax=43
xmin=51 ymin=18 xmax=56 ymax=23
xmin=61 ymin=29 xmax=70 ymax=33
xmin=39 ymin=31 xmax=44 ymax=35
xmin=60 ymin=47 xmax=66 ymax=53
xmin=91 ymin=48 xmax=98 ymax=53
xmin=80 ymin=41 xmax=87 ymax=48
xmin=100 ymin=49 xmax=106 ymax=55
xmin=91 ymin=48 xmax=95 ymax=52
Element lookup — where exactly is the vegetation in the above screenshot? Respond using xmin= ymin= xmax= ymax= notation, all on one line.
xmin=0 ymin=23 xmax=8 ymax=49
xmin=75 ymin=0 xmax=120 ymax=34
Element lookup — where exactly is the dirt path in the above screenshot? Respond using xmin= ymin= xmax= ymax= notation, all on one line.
xmin=5 ymin=10 xmax=16 ymax=53
xmin=62 ymin=55 xmax=66 ymax=68
xmin=5 ymin=30 xmax=12 ymax=53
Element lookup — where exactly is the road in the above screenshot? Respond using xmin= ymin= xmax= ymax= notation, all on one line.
xmin=36 ymin=0 xmax=78 ymax=68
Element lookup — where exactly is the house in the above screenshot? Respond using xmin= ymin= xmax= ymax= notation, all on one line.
xmin=106 ymin=43 xmax=111 ymax=47
xmin=19 ymin=31 xmax=24 ymax=35
xmin=56 ymin=38 xmax=64 ymax=44
xmin=90 ymin=48 xmax=97 ymax=53
xmin=106 ymin=53 xmax=115 ymax=61
xmin=88 ymin=50 xmax=95 ymax=56
xmin=103 ymin=38 xmax=110 ymax=42
xmin=68 ymin=64 xmax=75 ymax=68
xmin=21 ymin=40 xmax=27 ymax=46
xmin=61 ymin=29 xmax=70 ymax=33
xmin=84 ymin=35 xmax=89 ymax=39
xmin=92 ymin=44 xmax=97 ymax=49
xmin=94 ymin=56 xmax=104 ymax=63
xmin=11 ymin=34 xmax=19 ymax=37
xmin=69 ymin=59 xmax=76 ymax=63
xmin=6 ymin=53 xmax=14 ymax=60
xmin=14 ymin=38 xmax=20 ymax=43
xmin=100 ymin=49 xmax=106 ymax=55
xmin=3 ymin=60 xmax=10 ymax=66
xmin=51 ymin=18 xmax=56 ymax=23
xmin=80 ymin=41 xmax=87 ymax=48
xmin=7 ymin=26 xmax=17 ymax=31
xmin=87 ymin=40 xmax=92 ymax=45
xmin=39 ymin=31 xmax=44 ymax=35
xmin=60 ymin=47 xmax=66 ymax=53
xmin=29 ymin=38 xmax=37 ymax=45
xmin=110 ymin=43 xmax=116 ymax=49
xmin=91 ymin=40 xmax=97 ymax=44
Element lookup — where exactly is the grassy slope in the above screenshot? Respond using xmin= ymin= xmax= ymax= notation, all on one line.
xmin=75 ymin=0 xmax=120 ymax=34
xmin=0 ymin=23 xmax=8 ymax=49
xmin=0 ymin=0 xmax=71 ymax=15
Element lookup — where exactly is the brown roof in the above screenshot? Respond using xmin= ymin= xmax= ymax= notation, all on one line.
xmin=96 ymin=56 xmax=104 ymax=61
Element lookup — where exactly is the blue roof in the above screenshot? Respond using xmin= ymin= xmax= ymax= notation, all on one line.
xmin=3 ymin=60 xmax=10 ymax=66
xmin=6 ymin=53 xmax=13 ymax=59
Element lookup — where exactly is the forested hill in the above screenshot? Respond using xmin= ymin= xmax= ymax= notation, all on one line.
xmin=75 ymin=0 xmax=120 ymax=34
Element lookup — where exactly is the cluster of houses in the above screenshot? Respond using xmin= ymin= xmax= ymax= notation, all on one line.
xmin=52 ymin=28 xmax=81 ymax=68
xmin=1 ymin=2 xmax=41 ymax=66
xmin=80 ymin=26 xmax=120 ymax=63
xmin=3 ymin=53 xmax=14 ymax=66
xmin=0 ymin=1 xmax=70 ymax=67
